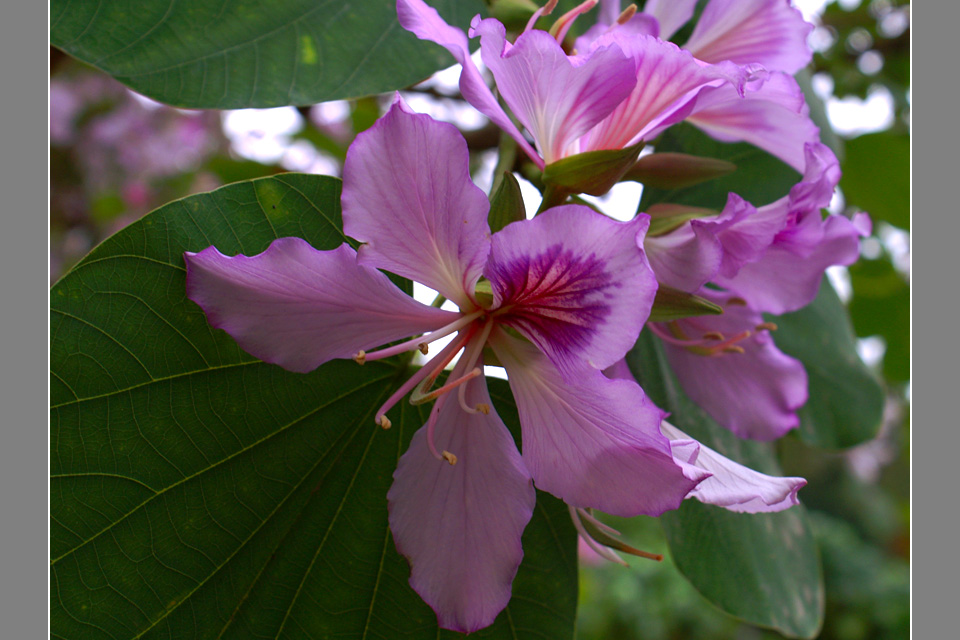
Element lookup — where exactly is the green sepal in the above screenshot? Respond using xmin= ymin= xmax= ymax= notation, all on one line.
xmin=625 ymin=152 xmax=736 ymax=189
xmin=488 ymin=171 xmax=527 ymax=233
xmin=649 ymin=287 xmax=724 ymax=323
xmin=579 ymin=514 xmax=663 ymax=562
xmin=646 ymin=203 xmax=720 ymax=236
xmin=541 ymin=141 xmax=645 ymax=196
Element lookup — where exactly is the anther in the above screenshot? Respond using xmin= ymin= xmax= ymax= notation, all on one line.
xmin=353 ymin=350 xmax=366 ymax=365
xmin=727 ymin=297 xmax=748 ymax=306
xmin=755 ymin=322 xmax=778 ymax=332
xmin=702 ymin=331 xmax=725 ymax=341
xmin=476 ymin=403 xmax=491 ymax=415
xmin=376 ymin=415 xmax=392 ymax=430
xmin=418 ymin=342 xmax=429 ymax=355
xmin=722 ymin=346 xmax=746 ymax=354
xmin=441 ymin=450 xmax=458 ymax=466
xmin=616 ymin=4 xmax=638 ymax=25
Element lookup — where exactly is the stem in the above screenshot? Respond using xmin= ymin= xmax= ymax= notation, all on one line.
xmin=537 ymin=183 xmax=570 ymax=215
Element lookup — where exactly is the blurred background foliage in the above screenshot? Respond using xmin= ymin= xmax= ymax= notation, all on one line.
xmin=49 ymin=0 xmax=909 ymax=638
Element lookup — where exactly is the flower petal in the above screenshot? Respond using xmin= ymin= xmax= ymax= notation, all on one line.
xmin=642 ymin=0 xmax=699 ymax=40
xmin=342 ymin=98 xmax=491 ymax=307
xmin=492 ymin=331 xmax=706 ymax=517
xmin=387 ymin=373 xmax=535 ymax=633
xmin=582 ymin=34 xmax=744 ymax=152
xmin=686 ymin=71 xmax=821 ymax=173
xmin=485 ymin=205 xmax=656 ymax=377
xmin=184 ymin=239 xmax=457 ymax=373
xmin=473 ymin=18 xmax=638 ymax=164
xmin=644 ymin=218 xmax=723 ymax=292
xmin=683 ymin=0 xmax=814 ymax=74
xmin=661 ymin=421 xmax=806 ymax=512
xmin=659 ymin=294 xmax=808 ymax=440
xmin=396 ymin=0 xmax=541 ymax=165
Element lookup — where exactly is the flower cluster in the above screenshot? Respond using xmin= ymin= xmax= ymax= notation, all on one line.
xmin=184 ymin=0 xmax=868 ymax=633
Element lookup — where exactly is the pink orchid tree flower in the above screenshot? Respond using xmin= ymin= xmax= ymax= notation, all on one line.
xmin=398 ymin=0 xmax=743 ymax=167
xmin=184 ymin=99 xmax=805 ymax=632
xmin=642 ymin=143 xmax=870 ymax=439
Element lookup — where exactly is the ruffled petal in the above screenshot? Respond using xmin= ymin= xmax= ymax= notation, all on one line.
xmin=718 ymin=212 xmax=866 ymax=314
xmin=642 ymin=0 xmax=699 ymax=40
xmin=661 ymin=421 xmax=806 ymax=512
xmin=706 ymin=192 xmax=790 ymax=279
xmin=492 ymin=331 xmax=706 ymax=517
xmin=342 ymin=98 xmax=491 ymax=307
xmin=184 ymin=239 xmax=457 ymax=373
xmin=387 ymin=374 xmax=535 ymax=633
xmin=485 ymin=206 xmax=656 ymax=377
xmin=582 ymin=34 xmax=744 ymax=151
xmin=644 ymin=218 xmax=723 ymax=292
xmin=659 ymin=293 xmax=809 ymax=440
xmin=683 ymin=0 xmax=814 ymax=74
xmin=396 ymin=0 xmax=541 ymax=165
xmin=686 ymin=71 xmax=821 ymax=173
xmin=473 ymin=18 xmax=637 ymax=164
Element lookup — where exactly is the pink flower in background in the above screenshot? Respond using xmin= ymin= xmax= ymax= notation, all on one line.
xmin=185 ymin=99 xmax=805 ymax=632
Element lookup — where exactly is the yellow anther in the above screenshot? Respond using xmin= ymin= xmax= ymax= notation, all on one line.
xmin=377 ymin=415 xmax=392 ymax=430
xmin=755 ymin=322 xmax=778 ymax=332
xmin=417 ymin=342 xmax=429 ymax=355
xmin=703 ymin=331 xmax=725 ymax=341
xmin=476 ymin=403 xmax=491 ymax=415
xmin=616 ymin=4 xmax=638 ymax=25
xmin=722 ymin=346 xmax=746 ymax=355
xmin=726 ymin=297 xmax=748 ymax=306
xmin=353 ymin=350 xmax=366 ymax=365
xmin=442 ymin=450 xmax=458 ymax=466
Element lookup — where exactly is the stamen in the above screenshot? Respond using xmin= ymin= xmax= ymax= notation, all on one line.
xmin=413 ymin=367 xmax=483 ymax=405
xmin=524 ymin=0 xmax=559 ymax=34
xmin=702 ymin=331 xmax=725 ymax=341
xmin=722 ymin=345 xmax=746 ymax=355
xmin=616 ymin=4 xmax=637 ymax=25
xmin=548 ymin=0 xmax=598 ymax=43
xmin=358 ymin=311 xmax=483 ymax=364
xmin=418 ymin=342 xmax=429 ymax=355
xmin=727 ymin=297 xmax=748 ymax=306
xmin=454 ymin=320 xmax=495 ymax=415
xmin=755 ymin=322 xmax=778 ymax=332
xmin=476 ymin=403 xmax=491 ymax=415
xmin=425 ymin=398 xmax=445 ymax=461
xmin=373 ymin=329 xmax=472 ymax=428
xmin=577 ymin=508 xmax=621 ymax=537
xmin=441 ymin=450 xmax=458 ymax=466
xmin=376 ymin=415 xmax=392 ymax=430
xmin=569 ymin=506 xmax=628 ymax=566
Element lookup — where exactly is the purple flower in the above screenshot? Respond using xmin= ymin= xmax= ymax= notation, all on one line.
xmin=641 ymin=143 xmax=870 ymax=439
xmin=185 ymin=99 xmax=805 ymax=632
xmin=398 ymin=0 xmax=742 ymax=167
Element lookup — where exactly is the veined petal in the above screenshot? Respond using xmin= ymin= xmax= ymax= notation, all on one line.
xmin=660 ymin=294 xmax=808 ymax=440
xmin=686 ymin=71 xmax=821 ymax=173
xmin=387 ymin=371 xmax=535 ymax=633
xmin=706 ymin=192 xmax=790 ymax=279
xmin=643 ymin=0 xmax=698 ymax=40
xmin=661 ymin=421 xmax=806 ymax=512
xmin=184 ymin=239 xmax=457 ymax=373
xmin=473 ymin=18 xmax=637 ymax=164
xmin=492 ymin=331 xmax=706 ymax=517
xmin=396 ymin=0 xmax=541 ymax=165
xmin=683 ymin=0 xmax=814 ymax=74
xmin=342 ymin=98 xmax=491 ymax=307
xmin=485 ymin=206 xmax=656 ymax=377
xmin=582 ymin=34 xmax=744 ymax=152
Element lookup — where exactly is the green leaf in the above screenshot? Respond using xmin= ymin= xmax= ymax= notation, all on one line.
xmin=848 ymin=255 xmax=910 ymax=383
xmin=772 ymin=277 xmax=886 ymax=448
xmin=50 ymin=174 xmax=578 ymax=639
xmin=627 ymin=331 xmax=824 ymax=639
xmin=639 ymin=123 xmax=801 ymax=212
xmin=839 ymin=132 xmax=910 ymax=230
xmin=50 ymin=0 xmax=486 ymax=108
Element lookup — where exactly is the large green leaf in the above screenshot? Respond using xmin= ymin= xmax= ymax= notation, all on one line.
xmin=50 ymin=174 xmax=578 ymax=639
xmin=627 ymin=332 xmax=824 ymax=639
xmin=638 ymin=123 xmax=801 ymax=212
xmin=50 ymin=0 xmax=485 ymax=108
xmin=772 ymin=277 xmax=886 ymax=448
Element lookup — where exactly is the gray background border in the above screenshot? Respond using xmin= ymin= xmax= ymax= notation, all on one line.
xmin=3 ymin=1 xmax=51 ymax=636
